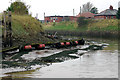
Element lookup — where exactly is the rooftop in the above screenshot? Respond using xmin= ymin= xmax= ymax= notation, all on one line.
xmin=95 ymin=5 xmax=117 ymax=16
xmin=76 ymin=12 xmax=95 ymax=18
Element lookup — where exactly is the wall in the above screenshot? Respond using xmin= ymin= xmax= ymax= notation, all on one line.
xmin=45 ymin=16 xmax=77 ymax=22
xmin=94 ymin=15 xmax=116 ymax=19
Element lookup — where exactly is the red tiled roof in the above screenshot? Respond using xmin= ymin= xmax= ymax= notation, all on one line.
xmin=76 ymin=12 xmax=95 ymax=18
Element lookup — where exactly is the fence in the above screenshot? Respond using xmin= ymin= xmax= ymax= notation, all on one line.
xmin=2 ymin=11 xmax=12 ymax=48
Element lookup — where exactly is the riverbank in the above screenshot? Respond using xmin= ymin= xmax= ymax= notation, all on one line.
xmin=1 ymin=14 xmax=59 ymax=51
xmin=1 ymin=37 xmax=118 ymax=79
xmin=43 ymin=19 xmax=118 ymax=39
xmin=12 ymin=14 xmax=56 ymax=46
xmin=45 ymin=30 xmax=118 ymax=39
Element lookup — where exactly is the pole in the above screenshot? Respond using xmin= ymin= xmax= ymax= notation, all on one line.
xmin=44 ymin=12 xmax=45 ymax=22
xmin=73 ymin=9 xmax=75 ymax=16
xmin=3 ymin=11 xmax=7 ymax=47
xmin=8 ymin=11 xmax=12 ymax=47
xmin=80 ymin=6 xmax=82 ymax=14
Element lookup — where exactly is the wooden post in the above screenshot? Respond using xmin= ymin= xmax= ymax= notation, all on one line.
xmin=2 ymin=11 xmax=12 ymax=47
xmin=3 ymin=11 xmax=7 ymax=47
xmin=8 ymin=11 xmax=12 ymax=47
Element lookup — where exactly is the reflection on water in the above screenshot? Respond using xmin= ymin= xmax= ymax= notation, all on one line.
xmin=1 ymin=39 xmax=118 ymax=79
xmin=24 ymin=50 xmax=118 ymax=78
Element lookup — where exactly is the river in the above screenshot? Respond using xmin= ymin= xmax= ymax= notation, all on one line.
xmin=0 ymin=38 xmax=118 ymax=79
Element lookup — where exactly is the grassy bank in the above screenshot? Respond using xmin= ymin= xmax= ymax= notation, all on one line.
xmin=43 ymin=19 xmax=118 ymax=39
xmin=12 ymin=14 xmax=43 ymax=37
xmin=43 ymin=21 xmax=78 ymax=31
xmin=1 ymin=14 xmax=57 ymax=48
xmin=87 ymin=19 xmax=118 ymax=31
xmin=12 ymin=14 xmax=59 ymax=46
xmin=12 ymin=14 xmax=43 ymax=46
xmin=43 ymin=19 xmax=118 ymax=32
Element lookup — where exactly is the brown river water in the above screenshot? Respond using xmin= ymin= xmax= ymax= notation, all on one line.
xmin=0 ymin=38 xmax=118 ymax=79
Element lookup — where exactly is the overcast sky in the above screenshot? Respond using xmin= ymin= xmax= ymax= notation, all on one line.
xmin=0 ymin=0 xmax=119 ymax=20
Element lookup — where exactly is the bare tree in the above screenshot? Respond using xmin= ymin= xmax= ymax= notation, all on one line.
xmin=82 ymin=2 xmax=93 ymax=13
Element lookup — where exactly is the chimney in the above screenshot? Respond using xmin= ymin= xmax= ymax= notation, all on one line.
xmin=73 ymin=9 xmax=75 ymax=16
xmin=80 ymin=6 xmax=81 ymax=14
xmin=44 ymin=12 xmax=45 ymax=20
xmin=109 ymin=5 xmax=113 ymax=10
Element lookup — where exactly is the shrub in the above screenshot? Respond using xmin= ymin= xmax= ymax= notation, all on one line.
xmin=116 ymin=8 xmax=120 ymax=19
xmin=77 ymin=17 xmax=88 ymax=27
xmin=7 ymin=1 xmax=29 ymax=15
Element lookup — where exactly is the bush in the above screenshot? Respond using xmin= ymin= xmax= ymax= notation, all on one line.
xmin=77 ymin=17 xmax=88 ymax=27
xmin=7 ymin=1 xmax=29 ymax=15
xmin=53 ymin=22 xmax=56 ymax=26
xmin=116 ymin=8 xmax=120 ymax=19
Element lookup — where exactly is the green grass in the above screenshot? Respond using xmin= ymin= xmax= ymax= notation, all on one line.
xmin=43 ymin=21 xmax=89 ymax=32
xmin=48 ymin=25 xmax=76 ymax=31
xmin=87 ymin=19 xmax=118 ymax=31
xmin=12 ymin=14 xmax=43 ymax=37
xmin=43 ymin=21 xmax=78 ymax=31
xmin=10 ymin=14 xmax=46 ymax=45
xmin=88 ymin=26 xmax=118 ymax=31
xmin=12 ymin=19 xmax=29 ymax=37
xmin=1 ymin=13 xmax=44 ymax=38
xmin=1 ymin=13 xmax=49 ymax=46
xmin=43 ymin=19 xmax=118 ymax=32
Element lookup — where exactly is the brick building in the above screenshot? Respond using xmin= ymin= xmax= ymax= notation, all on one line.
xmin=94 ymin=5 xmax=117 ymax=19
xmin=44 ymin=16 xmax=77 ymax=22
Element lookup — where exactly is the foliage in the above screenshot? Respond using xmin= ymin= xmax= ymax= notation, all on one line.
xmin=116 ymin=8 xmax=120 ymax=19
xmin=82 ymin=2 xmax=93 ymax=13
xmin=7 ymin=0 xmax=29 ymax=15
xmin=77 ymin=17 xmax=88 ymax=27
xmin=90 ymin=7 xmax=98 ymax=14
xmin=53 ymin=22 xmax=56 ymax=26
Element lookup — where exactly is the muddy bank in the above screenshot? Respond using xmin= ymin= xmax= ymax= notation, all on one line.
xmin=45 ymin=30 xmax=118 ymax=39
xmin=1 ymin=38 xmax=118 ymax=79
